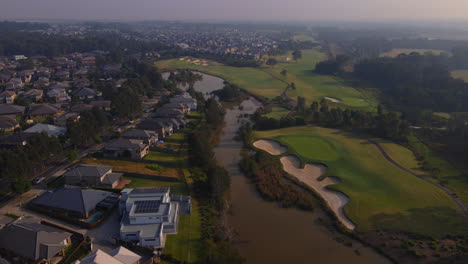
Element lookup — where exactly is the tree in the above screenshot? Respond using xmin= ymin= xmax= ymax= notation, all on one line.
xmin=281 ymin=69 xmax=287 ymax=76
xmin=266 ymin=58 xmax=278 ymax=66
xmin=292 ymin=50 xmax=302 ymax=61
xmin=297 ymin=96 xmax=306 ymax=113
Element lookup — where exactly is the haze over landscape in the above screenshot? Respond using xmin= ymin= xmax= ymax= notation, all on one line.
xmin=2 ymin=1 xmax=468 ymax=264
xmin=2 ymin=0 xmax=468 ymax=22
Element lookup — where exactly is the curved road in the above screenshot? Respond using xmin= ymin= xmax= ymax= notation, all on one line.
xmin=369 ymin=140 xmax=468 ymax=217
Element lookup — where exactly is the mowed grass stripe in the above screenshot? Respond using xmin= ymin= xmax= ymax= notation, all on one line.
xmin=255 ymin=126 xmax=468 ymax=237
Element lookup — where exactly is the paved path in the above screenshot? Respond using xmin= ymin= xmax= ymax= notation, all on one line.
xmin=369 ymin=140 xmax=468 ymax=217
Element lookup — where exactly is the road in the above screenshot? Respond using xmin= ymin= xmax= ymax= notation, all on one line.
xmin=369 ymin=140 xmax=468 ymax=217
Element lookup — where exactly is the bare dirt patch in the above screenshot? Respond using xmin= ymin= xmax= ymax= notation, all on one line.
xmin=280 ymin=156 xmax=355 ymax=230
xmin=325 ymin=97 xmax=342 ymax=103
xmin=253 ymin=139 xmax=287 ymax=155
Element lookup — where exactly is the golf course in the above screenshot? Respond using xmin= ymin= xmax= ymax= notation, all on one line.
xmin=254 ymin=126 xmax=468 ymax=238
xmin=155 ymin=49 xmax=377 ymax=110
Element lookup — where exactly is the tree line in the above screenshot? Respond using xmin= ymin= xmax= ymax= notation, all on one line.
xmin=187 ymin=97 xmax=244 ymax=264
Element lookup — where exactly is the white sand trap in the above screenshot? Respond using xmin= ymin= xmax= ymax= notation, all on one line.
xmin=280 ymin=156 xmax=356 ymax=230
xmin=253 ymin=140 xmax=287 ymax=155
xmin=325 ymin=97 xmax=342 ymax=103
xmin=358 ymin=99 xmax=366 ymax=102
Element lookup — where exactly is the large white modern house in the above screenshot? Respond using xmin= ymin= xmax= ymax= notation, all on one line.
xmin=119 ymin=188 xmax=191 ymax=248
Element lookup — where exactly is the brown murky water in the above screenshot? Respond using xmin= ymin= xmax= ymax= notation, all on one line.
xmin=213 ymin=98 xmax=391 ymax=264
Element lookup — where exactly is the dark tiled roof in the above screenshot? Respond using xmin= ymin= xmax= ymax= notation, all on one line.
xmin=31 ymin=186 xmax=112 ymax=218
xmin=0 ymin=104 xmax=25 ymax=115
xmin=64 ymin=164 xmax=112 ymax=178
xmin=0 ymin=217 xmax=71 ymax=260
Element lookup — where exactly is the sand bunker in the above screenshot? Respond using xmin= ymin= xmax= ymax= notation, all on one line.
xmin=325 ymin=97 xmax=342 ymax=103
xmin=253 ymin=140 xmax=287 ymax=155
xmin=280 ymin=156 xmax=355 ymax=230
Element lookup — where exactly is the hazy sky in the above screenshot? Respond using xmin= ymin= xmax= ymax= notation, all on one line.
xmin=1 ymin=0 xmax=468 ymax=22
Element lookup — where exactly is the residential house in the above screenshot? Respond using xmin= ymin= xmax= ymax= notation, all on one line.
xmin=23 ymin=89 xmax=44 ymax=102
xmin=90 ymin=100 xmax=111 ymax=111
xmin=47 ymin=88 xmax=70 ymax=103
xmin=73 ymin=78 xmax=90 ymax=88
xmin=70 ymin=103 xmax=93 ymax=113
xmin=12 ymin=55 xmax=27 ymax=61
xmin=19 ymin=70 xmax=34 ymax=83
xmin=103 ymin=138 xmax=149 ymax=160
xmin=164 ymin=102 xmax=190 ymax=114
xmin=74 ymin=247 xmax=141 ymax=264
xmin=121 ymin=129 xmax=158 ymax=146
xmin=154 ymin=107 xmax=184 ymax=118
xmin=159 ymin=118 xmax=181 ymax=131
xmin=0 ymin=90 xmax=16 ymax=104
xmin=81 ymin=56 xmax=96 ymax=67
xmin=28 ymin=104 xmax=62 ymax=119
xmin=136 ymin=119 xmax=173 ymax=138
xmin=30 ymin=186 xmax=119 ymax=219
xmin=119 ymin=188 xmax=190 ymax=247
xmin=72 ymin=69 xmax=88 ymax=79
xmin=55 ymin=70 xmax=70 ymax=81
xmin=0 ymin=115 xmax=19 ymax=132
xmin=0 ymin=104 xmax=25 ymax=116
xmin=55 ymin=112 xmax=80 ymax=127
xmin=35 ymin=77 xmax=50 ymax=87
xmin=63 ymin=164 xmax=124 ymax=188
xmin=24 ymin=123 xmax=67 ymax=137
xmin=169 ymin=93 xmax=197 ymax=110
xmin=0 ymin=216 xmax=71 ymax=262
xmin=6 ymin=78 xmax=24 ymax=91
xmin=0 ymin=132 xmax=33 ymax=148
xmin=73 ymin=87 xmax=96 ymax=100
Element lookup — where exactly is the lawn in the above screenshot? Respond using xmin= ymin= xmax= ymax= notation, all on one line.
xmin=264 ymin=49 xmax=377 ymax=110
xmin=264 ymin=107 xmax=290 ymax=119
xmin=164 ymin=200 xmax=202 ymax=263
xmin=81 ymin=158 xmax=180 ymax=178
xmin=123 ymin=176 xmax=187 ymax=195
xmin=380 ymin=48 xmax=448 ymax=57
xmin=451 ymin=69 xmax=468 ymax=82
xmin=255 ymin=126 xmax=468 ymax=237
xmin=156 ymin=59 xmax=286 ymax=99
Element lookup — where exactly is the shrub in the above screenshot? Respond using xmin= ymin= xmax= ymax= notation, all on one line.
xmin=11 ymin=178 xmax=31 ymax=193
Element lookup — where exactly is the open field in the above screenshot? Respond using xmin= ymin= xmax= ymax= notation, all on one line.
xmin=451 ymin=69 xmax=468 ymax=82
xmin=156 ymin=50 xmax=377 ymax=110
xmin=155 ymin=59 xmax=285 ymax=99
xmin=254 ymin=126 xmax=468 ymax=237
xmin=264 ymin=107 xmax=290 ymax=119
xmin=81 ymin=158 xmax=180 ymax=178
xmin=263 ymin=49 xmax=377 ymax=110
xmin=380 ymin=48 xmax=447 ymax=57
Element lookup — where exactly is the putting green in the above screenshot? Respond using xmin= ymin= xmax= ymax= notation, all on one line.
xmin=255 ymin=126 xmax=468 ymax=237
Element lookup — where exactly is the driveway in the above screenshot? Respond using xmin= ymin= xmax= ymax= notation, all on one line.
xmin=86 ymin=210 xmax=121 ymax=252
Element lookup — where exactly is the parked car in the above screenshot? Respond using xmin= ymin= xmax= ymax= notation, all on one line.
xmin=32 ymin=176 xmax=46 ymax=185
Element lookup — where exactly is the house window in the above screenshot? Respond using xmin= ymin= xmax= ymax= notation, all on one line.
xmin=146 ymin=239 xmax=156 ymax=241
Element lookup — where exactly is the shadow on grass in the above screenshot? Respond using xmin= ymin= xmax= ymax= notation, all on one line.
xmin=370 ymin=206 xmax=468 ymax=239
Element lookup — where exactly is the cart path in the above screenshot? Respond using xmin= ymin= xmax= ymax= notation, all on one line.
xmin=369 ymin=140 xmax=468 ymax=217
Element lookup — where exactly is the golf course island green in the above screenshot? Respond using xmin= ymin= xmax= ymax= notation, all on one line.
xmin=155 ymin=49 xmax=377 ymax=111
xmin=254 ymin=126 xmax=468 ymax=238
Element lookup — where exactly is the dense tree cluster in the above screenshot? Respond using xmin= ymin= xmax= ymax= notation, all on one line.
xmin=0 ymin=133 xmax=62 ymax=192
xmin=354 ymin=53 xmax=468 ymax=112
xmin=315 ymin=55 xmax=350 ymax=75
xmin=67 ymin=107 xmax=109 ymax=147
xmin=187 ymin=97 xmax=244 ymax=264
xmin=213 ymin=82 xmax=242 ymax=101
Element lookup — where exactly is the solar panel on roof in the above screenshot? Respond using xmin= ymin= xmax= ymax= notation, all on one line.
xmin=134 ymin=200 xmax=161 ymax=214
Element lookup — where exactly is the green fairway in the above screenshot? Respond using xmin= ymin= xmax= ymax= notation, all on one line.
xmin=263 ymin=49 xmax=377 ymax=110
xmin=264 ymin=107 xmax=290 ymax=119
xmin=155 ymin=59 xmax=285 ymax=99
xmin=451 ymin=69 xmax=468 ymax=82
xmin=380 ymin=48 xmax=447 ymax=57
xmin=155 ymin=50 xmax=377 ymax=110
xmin=255 ymin=126 xmax=468 ymax=237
